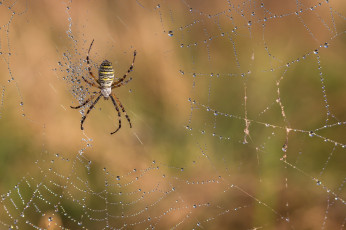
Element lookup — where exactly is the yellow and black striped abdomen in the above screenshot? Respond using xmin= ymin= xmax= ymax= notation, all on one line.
xmin=98 ymin=60 xmax=114 ymax=87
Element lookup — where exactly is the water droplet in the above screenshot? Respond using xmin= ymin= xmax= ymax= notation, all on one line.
xmin=20 ymin=102 xmax=23 ymax=106
xmin=193 ymin=204 xmax=197 ymax=208
xmin=48 ymin=217 xmax=53 ymax=222
xmin=248 ymin=21 xmax=252 ymax=26
xmin=313 ymin=49 xmax=318 ymax=54
xmin=316 ymin=180 xmax=321 ymax=185
xmin=156 ymin=4 xmax=160 ymax=8
xmin=309 ymin=131 xmax=314 ymax=137
xmin=168 ymin=31 xmax=173 ymax=37
xmin=323 ymin=42 xmax=328 ymax=48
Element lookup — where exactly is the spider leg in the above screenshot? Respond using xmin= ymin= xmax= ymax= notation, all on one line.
xmin=112 ymin=77 xmax=133 ymax=89
xmin=70 ymin=92 xmax=98 ymax=109
xmin=111 ymin=93 xmax=132 ymax=130
xmin=111 ymin=50 xmax=137 ymax=88
xmin=109 ymin=95 xmax=122 ymax=134
xmin=80 ymin=93 xmax=102 ymax=130
xmin=86 ymin=39 xmax=100 ymax=87
xmin=82 ymin=76 xmax=100 ymax=88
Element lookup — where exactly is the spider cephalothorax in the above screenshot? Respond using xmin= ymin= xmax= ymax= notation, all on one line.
xmin=71 ymin=39 xmax=136 ymax=134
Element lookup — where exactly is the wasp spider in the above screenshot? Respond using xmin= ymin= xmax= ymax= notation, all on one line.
xmin=71 ymin=39 xmax=136 ymax=134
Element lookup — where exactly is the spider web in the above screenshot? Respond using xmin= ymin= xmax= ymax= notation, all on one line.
xmin=0 ymin=0 xmax=345 ymax=229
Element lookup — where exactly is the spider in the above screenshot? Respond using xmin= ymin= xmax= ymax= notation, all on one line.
xmin=71 ymin=39 xmax=136 ymax=134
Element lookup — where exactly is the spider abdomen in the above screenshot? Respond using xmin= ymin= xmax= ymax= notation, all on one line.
xmin=99 ymin=60 xmax=114 ymax=88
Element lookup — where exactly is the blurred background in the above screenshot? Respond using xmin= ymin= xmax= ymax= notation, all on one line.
xmin=0 ymin=0 xmax=345 ymax=229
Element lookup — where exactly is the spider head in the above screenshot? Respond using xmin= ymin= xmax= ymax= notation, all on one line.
xmin=101 ymin=87 xmax=111 ymax=98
